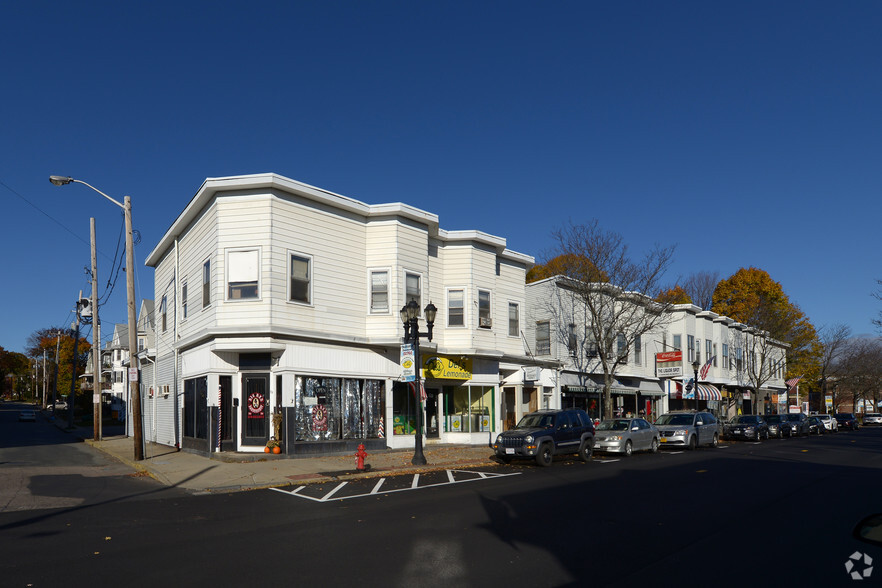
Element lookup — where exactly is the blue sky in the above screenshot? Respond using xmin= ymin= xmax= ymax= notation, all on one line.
xmin=3 ymin=1 xmax=881 ymax=354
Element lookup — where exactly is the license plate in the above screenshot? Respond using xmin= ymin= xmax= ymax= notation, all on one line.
xmin=660 ymin=437 xmax=668 ymax=443
xmin=505 ymin=448 xmax=514 ymax=455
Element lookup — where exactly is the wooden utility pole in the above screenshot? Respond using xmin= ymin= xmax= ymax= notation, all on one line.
xmin=91 ymin=218 xmax=102 ymax=441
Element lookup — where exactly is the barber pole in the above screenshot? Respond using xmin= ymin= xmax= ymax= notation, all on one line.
xmin=216 ymin=385 xmax=222 ymax=451
xmin=378 ymin=415 xmax=384 ymax=438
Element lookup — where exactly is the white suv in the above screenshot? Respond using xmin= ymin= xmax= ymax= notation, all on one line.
xmin=814 ymin=413 xmax=838 ymax=432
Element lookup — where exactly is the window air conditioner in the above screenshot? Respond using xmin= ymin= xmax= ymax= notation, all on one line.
xmin=479 ymin=317 xmax=492 ymax=328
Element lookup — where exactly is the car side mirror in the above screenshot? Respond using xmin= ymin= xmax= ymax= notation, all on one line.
xmin=696 ymin=421 xmax=704 ymax=426
xmin=631 ymin=426 xmax=639 ymax=431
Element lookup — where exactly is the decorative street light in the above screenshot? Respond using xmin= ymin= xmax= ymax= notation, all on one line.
xmin=400 ymin=299 xmax=437 ymax=465
xmin=50 ymin=175 xmax=144 ymax=461
xmin=692 ymin=359 xmax=701 ymax=409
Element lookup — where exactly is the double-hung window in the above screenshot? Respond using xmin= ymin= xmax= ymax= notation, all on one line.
xmin=634 ymin=335 xmax=642 ymax=365
xmin=508 ymin=303 xmax=519 ymax=337
xmin=722 ymin=343 xmax=729 ymax=370
xmin=290 ymin=254 xmax=311 ymax=304
xmin=202 ymin=259 xmax=211 ymax=308
xmin=161 ymin=296 xmax=167 ymax=332
xmin=448 ymin=289 xmax=464 ymax=326
xmin=405 ymin=272 xmax=421 ymax=308
xmin=370 ymin=270 xmax=388 ymax=313
xmin=181 ymin=281 xmax=188 ymax=320
xmin=687 ymin=335 xmax=695 ymax=362
xmin=536 ymin=321 xmax=550 ymax=355
xmin=228 ymin=249 xmax=259 ymax=300
xmin=617 ymin=333 xmax=628 ymax=363
xmin=478 ymin=290 xmax=491 ymax=328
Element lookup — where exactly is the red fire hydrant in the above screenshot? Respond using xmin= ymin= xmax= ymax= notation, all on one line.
xmin=356 ymin=443 xmax=369 ymax=471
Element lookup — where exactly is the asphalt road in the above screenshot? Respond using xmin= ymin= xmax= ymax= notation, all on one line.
xmin=2 ymin=405 xmax=881 ymax=587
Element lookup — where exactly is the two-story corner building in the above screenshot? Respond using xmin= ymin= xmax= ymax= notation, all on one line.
xmin=143 ymin=173 xmax=535 ymax=456
xmin=524 ymin=277 xmax=669 ymax=423
xmin=660 ymin=304 xmax=788 ymax=418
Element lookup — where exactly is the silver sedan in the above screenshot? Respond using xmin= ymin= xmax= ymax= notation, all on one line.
xmin=593 ymin=418 xmax=659 ymax=456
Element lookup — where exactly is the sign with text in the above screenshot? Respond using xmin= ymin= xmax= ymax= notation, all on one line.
xmin=655 ymin=350 xmax=683 ymax=377
xmin=401 ymin=344 xmax=415 ymax=382
xmin=423 ymin=355 xmax=472 ymax=380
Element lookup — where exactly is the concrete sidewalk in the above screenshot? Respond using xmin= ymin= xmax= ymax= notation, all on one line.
xmin=74 ymin=428 xmax=497 ymax=495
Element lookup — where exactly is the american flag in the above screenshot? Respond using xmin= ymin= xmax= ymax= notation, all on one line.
xmin=409 ymin=381 xmax=427 ymax=402
xmin=785 ymin=376 xmax=803 ymax=390
xmin=699 ymin=356 xmax=715 ymax=380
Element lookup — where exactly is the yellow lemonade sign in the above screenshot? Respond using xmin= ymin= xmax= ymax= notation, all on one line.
xmin=422 ymin=355 xmax=472 ymax=380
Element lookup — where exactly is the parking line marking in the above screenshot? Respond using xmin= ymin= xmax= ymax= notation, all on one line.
xmin=598 ymin=459 xmax=620 ymax=464
xmin=271 ymin=469 xmax=521 ymax=503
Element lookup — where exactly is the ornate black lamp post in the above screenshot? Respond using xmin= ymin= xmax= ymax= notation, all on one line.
xmin=692 ymin=359 xmax=701 ymax=410
xmin=400 ymin=299 xmax=437 ymax=466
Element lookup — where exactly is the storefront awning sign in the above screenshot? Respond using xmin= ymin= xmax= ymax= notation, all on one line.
xmin=423 ymin=355 xmax=472 ymax=380
xmin=655 ymin=351 xmax=683 ymax=377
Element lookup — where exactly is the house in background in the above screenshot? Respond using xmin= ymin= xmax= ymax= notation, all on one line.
xmin=143 ymin=173 xmax=535 ymax=455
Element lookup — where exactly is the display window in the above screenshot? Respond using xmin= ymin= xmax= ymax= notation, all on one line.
xmin=294 ymin=376 xmax=385 ymax=442
xmin=444 ymin=385 xmax=494 ymax=432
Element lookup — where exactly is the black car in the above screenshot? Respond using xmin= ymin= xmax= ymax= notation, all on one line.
xmin=493 ymin=408 xmax=595 ymax=467
xmin=764 ymin=414 xmax=792 ymax=438
xmin=807 ymin=416 xmax=826 ymax=435
xmin=835 ymin=413 xmax=860 ymax=430
xmin=723 ymin=415 xmax=770 ymax=441
xmin=784 ymin=413 xmax=811 ymax=436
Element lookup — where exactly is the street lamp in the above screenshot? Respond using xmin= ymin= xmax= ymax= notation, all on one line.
xmin=50 ymin=175 xmax=144 ymax=461
xmin=692 ymin=359 xmax=701 ymax=410
xmin=400 ymin=299 xmax=437 ymax=466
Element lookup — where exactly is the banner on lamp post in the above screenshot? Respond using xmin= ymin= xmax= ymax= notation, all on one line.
xmin=401 ymin=344 xmax=415 ymax=382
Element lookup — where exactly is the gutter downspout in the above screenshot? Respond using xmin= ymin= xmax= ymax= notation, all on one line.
xmin=174 ymin=237 xmax=181 ymax=449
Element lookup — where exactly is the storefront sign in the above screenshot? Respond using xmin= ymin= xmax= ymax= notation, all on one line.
xmin=825 ymin=395 xmax=833 ymax=411
xmin=247 ymin=391 xmax=265 ymax=419
xmin=312 ymin=404 xmax=329 ymax=431
xmin=523 ymin=366 xmax=540 ymax=382
xmin=401 ymin=344 xmax=415 ymax=382
xmin=423 ymin=355 xmax=472 ymax=380
xmin=655 ymin=351 xmax=682 ymax=377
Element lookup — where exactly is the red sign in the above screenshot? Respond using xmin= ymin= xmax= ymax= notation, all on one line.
xmin=247 ymin=392 xmax=265 ymax=419
xmin=312 ymin=405 xmax=329 ymax=432
xmin=656 ymin=351 xmax=683 ymax=363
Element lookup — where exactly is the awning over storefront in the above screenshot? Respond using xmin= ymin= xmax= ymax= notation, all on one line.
xmin=696 ymin=384 xmax=722 ymax=400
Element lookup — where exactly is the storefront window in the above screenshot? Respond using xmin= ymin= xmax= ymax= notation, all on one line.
xmin=444 ymin=386 xmax=493 ymax=432
xmin=294 ymin=376 xmax=385 ymax=442
xmin=392 ymin=381 xmax=417 ymax=435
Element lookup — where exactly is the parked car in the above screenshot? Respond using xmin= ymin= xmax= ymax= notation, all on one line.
xmin=594 ymin=418 xmax=659 ymax=456
xmin=722 ymin=415 xmax=770 ymax=441
xmin=863 ymin=413 xmax=882 ymax=426
xmin=18 ymin=410 xmax=36 ymax=422
xmin=655 ymin=411 xmax=719 ymax=450
xmin=835 ymin=413 xmax=861 ymax=431
xmin=784 ymin=413 xmax=811 ymax=436
xmin=764 ymin=414 xmax=792 ymax=438
xmin=807 ymin=416 xmax=826 ymax=435
xmin=814 ymin=413 xmax=838 ymax=432
xmin=493 ymin=408 xmax=596 ymax=466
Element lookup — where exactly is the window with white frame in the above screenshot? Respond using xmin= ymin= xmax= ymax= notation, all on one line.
xmin=405 ymin=272 xmax=421 ymax=309
xmin=227 ymin=249 xmax=259 ymax=300
xmin=712 ymin=342 xmax=717 ymax=366
xmin=687 ymin=335 xmax=695 ymax=362
xmin=617 ymin=333 xmax=628 ymax=363
xmin=508 ymin=303 xmax=519 ymax=337
xmin=673 ymin=334 xmax=682 ymax=351
xmin=567 ymin=324 xmax=577 ymax=356
xmin=478 ymin=290 xmax=491 ymax=328
xmin=696 ymin=339 xmax=701 ymax=364
xmin=447 ymin=289 xmax=464 ymax=326
xmin=370 ymin=270 xmax=389 ymax=313
xmin=585 ymin=326 xmax=598 ymax=357
xmin=634 ymin=335 xmax=642 ymax=365
xmin=722 ymin=343 xmax=729 ymax=369
xmin=161 ymin=296 xmax=167 ymax=332
xmin=181 ymin=281 xmax=188 ymax=320
xmin=202 ymin=259 xmax=211 ymax=308
xmin=289 ymin=254 xmax=311 ymax=304
xmin=536 ymin=321 xmax=550 ymax=355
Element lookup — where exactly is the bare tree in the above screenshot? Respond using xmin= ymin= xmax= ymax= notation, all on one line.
xmin=724 ymin=327 xmax=785 ymax=414
xmin=547 ymin=221 xmax=676 ymax=417
xmin=682 ymin=271 xmax=719 ymax=311
xmin=817 ymin=324 xmax=852 ymax=412
xmin=838 ymin=338 xmax=882 ymax=414
xmin=873 ymin=279 xmax=882 ymax=332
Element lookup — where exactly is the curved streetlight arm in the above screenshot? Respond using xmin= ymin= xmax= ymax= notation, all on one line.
xmin=49 ymin=176 xmax=125 ymax=209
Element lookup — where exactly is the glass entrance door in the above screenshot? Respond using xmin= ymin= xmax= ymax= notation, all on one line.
xmin=426 ymin=389 xmax=440 ymax=438
xmin=241 ymin=373 xmax=270 ymax=446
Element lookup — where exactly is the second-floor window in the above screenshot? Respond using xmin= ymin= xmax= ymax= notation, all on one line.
xmin=722 ymin=343 xmax=729 ymax=369
xmin=536 ymin=321 xmax=550 ymax=355
xmin=634 ymin=335 xmax=642 ymax=365
xmin=687 ymin=335 xmax=695 ymax=362
xmin=370 ymin=270 xmax=388 ymax=313
xmin=228 ymin=249 xmax=259 ymax=300
xmin=138 ymin=337 xmax=145 ymax=352
xmin=508 ymin=303 xmax=519 ymax=337
xmin=405 ymin=272 xmax=421 ymax=309
xmin=290 ymin=254 xmax=311 ymax=304
xmin=673 ymin=334 xmax=681 ymax=351
xmin=448 ymin=289 xmax=464 ymax=326
xmin=585 ymin=327 xmax=598 ymax=357
xmin=161 ymin=296 xmax=167 ymax=332
xmin=181 ymin=282 xmax=188 ymax=320
xmin=202 ymin=259 xmax=211 ymax=308
xmin=478 ymin=290 xmax=491 ymax=328
xmin=617 ymin=333 xmax=628 ymax=363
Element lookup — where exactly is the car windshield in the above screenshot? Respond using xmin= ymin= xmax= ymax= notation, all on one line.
xmin=785 ymin=414 xmax=802 ymax=421
xmin=656 ymin=414 xmax=693 ymax=426
xmin=765 ymin=415 xmax=782 ymax=423
xmin=515 ymin=414 xmax=555 ymax=429
xmin=736 ymin=416 xmax=759 ymax=424
xmin=598 ymin=419 xmax=632 ymax=431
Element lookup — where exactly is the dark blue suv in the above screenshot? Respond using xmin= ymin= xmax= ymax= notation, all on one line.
xmin=493 ymin=409 xmax=595 ymax=467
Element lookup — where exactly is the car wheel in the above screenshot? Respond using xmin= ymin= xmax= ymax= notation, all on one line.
xmin=650 ymin=438 xmax=659 ymax=453
xmin=711 ymin=433 xmax=719 ymax=447
xmin=755 ymin=430 xmax=761 ymax=442
xmin=688 ymin=435 xmax=697 ymax=450
xmin=578 ymin=439 xmax=593 ymax=463
xmin=623 ymin=440 xmax=633 ymax=457
xmin=536 ymin=443 xmax=553 ymax=467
